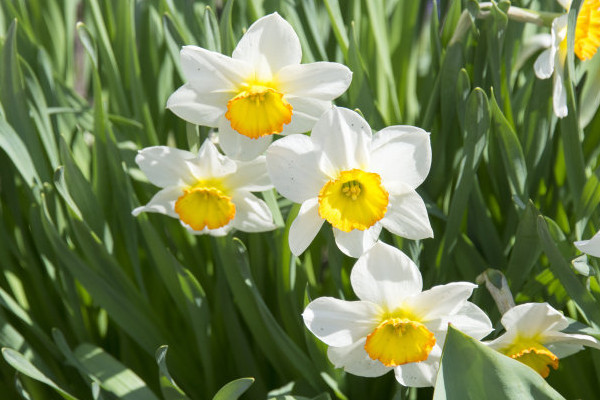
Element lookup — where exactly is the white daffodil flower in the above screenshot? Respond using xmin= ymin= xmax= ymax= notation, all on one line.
xmin=303 ymin=242 xmax=493 ymax=387
xmin=167 ymin=12 xmax=352 ymax=161
xmin=486 ymin=302 xmax=600 ymax=378
xmin=575 ymin=230 xmax=600 ymax=257
xmin=266 ymin=106 xmax=433 ymax=258
xmin=132 ymin=139 xmax=276 ymax=236
xmin=534 ymin=0 xmax=600 ymax=118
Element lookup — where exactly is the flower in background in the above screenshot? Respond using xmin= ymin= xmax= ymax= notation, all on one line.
xmin=575 ymin=230 xmax=600 ymax=257
xmin=167 ymin=12 xmax=352 ymax=161
xmin=266 ymin=106 xmax=433 ymax=258
xmin=534 ymin=0 xmax=600 ymax=118
xmin=486 ymin=303 xmax=600 ymax=377
xmin=303 ymin=242 xmax=493 ymax=387
xmin=132 ymin=140 xmax=275 ymax=236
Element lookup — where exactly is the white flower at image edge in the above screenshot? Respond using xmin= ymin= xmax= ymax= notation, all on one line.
xmin=486 ymin=302 xmax=600 ymax=378
xmin=534 ymin=0 xmax=600 ymax=118
xmin=266 ymin=106 xmax=433 ymax=258
xmin=575 ymin=230 xmax=600 ymax=257
xmin=132 ymin=139 xmax=276 ymax=236
xmin=302 ymin=241 xmax=493 ymax=387
xmin=167 ymin=12 xmax=352 ymax=161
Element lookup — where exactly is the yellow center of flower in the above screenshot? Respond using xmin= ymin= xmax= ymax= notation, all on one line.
xmin=318 ymin=169 xmax=389 ymax=232
xmin=174 ymin=182 xmax=235 ymax=231
xmin=364 ymin=316 xmax=436 ymax=367
xmin=225 ymin=85 xmax=293 ymax=139
xmin=502 ymin=339 xmax=559 ymax=378
xmin=561 ymin=0 xmax=600 ymax=60
xmin=574 ymin=0 xmax=600 ymax=61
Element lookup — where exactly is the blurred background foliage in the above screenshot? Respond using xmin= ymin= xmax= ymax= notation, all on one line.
xmin=0 ymin=0 xmax=600 ymax=398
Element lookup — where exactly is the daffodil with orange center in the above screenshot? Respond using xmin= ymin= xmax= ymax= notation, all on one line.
xmin=266 ymin=106 xmax=434 ymax=258
xmin=486 ymin=303 xmax=600 ymax=378
xmin=302 ymin=242 xmax=493 ymax=387
xmin=167 ymin=13 xmax=352 ymax=161
xmin=132 ymin=140 xmax=276 ymax=236
xmin=534 ymin=0 xmax=600 ymax=117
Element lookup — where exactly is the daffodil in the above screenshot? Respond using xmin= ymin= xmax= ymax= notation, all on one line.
xmin=266 ymin=106 xmax=433 ymax=257
xmin=132 ymin=139 xmax=276 ymax=236
xmin=486 ymin=302 xmax=600 ymax=378
xmin=303 ymin=242 xmax=493 ymax=387
xmin=534 ymin=0 xmax=600 ymax=117
xmin=166 ymin=12 xmax=352 ymax=161
xmin=575 ymin=230 xmax=600 ymax=257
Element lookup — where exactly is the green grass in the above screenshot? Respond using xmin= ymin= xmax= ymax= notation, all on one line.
xmin=0 ymin=0 xmax=600 ymax=399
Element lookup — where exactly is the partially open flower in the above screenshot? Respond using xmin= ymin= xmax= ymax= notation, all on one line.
xmin=486 ymin=303 xmax=600 ymax=378
xmin=167 ymin=12 xmax=352 ymax=161
xmin=303 ymin=242 xmax=493 ymax=387
xmin=534 ymin=0 xmax=600 ymax=118
xmin=132 ymin=140 xmax=275 ymax=236
xmin=266 ymin=106 xmax=433 ymax=257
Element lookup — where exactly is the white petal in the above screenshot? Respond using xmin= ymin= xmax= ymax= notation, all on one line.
xmin=404 ymin=282 xmax=477 ymax=321
xmin=166 ymin=84 xmax=229 ymax=126
xmin=179 ymin=45 xmax=250 ymax=92
xmin=311 ymin=107 xmax=372 ymax=176
xmin=370 ymin=126 xmax=431 ymax=189
xmin=282 ymin=97 xmax=331 ymax=135
xmin=183 ymin=220 xmax=234 ymax=237
xmin=277 ymin=62 xmax=352 ymax=100
xmin=231 ymin=191 xmax=276 ymax=233
xmin=381 ymin=186 xmax=433 ymax=240
xmin=218 ymin=118 xmax=273 ymax=161
xmin=333 ymin=224 xmax=382 ymax=258
xmin=485 ymin=330 xmax=518 ymax=351
xmin=500 ymin=303 xmax=569 ymax=335
xmin=289 ymin=198 xmax=324 ymax=256
xmin=327 ymin=338 xmax=392 ymax=377
xmin=265 ymin=134 xmax=327 ymax=203
xmin=553 ymin=66 xmax=568 ymax=118
xmin=232 ymin=13 xmax=301 ymax=80
xmin=426 ymin=302 xmax=493 ymax=343
xmin=393 ymin=345 xmax=441 ymax=388
xmin=552 ymin=15 xmax=569 ymax=46
xmin=350 ymin=242 xmax=422 ymax=309
xmin=557 ymin=0 xmax=571 ymax=10
xmin=542 ymin=331 xmax=600 ymax=358
xmin=533 ymin=48 xmax=554 ymax=79
xmin=193 ymin=139 xmax=237 ymax=179
xmin=302 ymin=297 xmax=380 ymax=347
xmin=135 ymin=146 xmax=197 ymax=187
xmin=132 ymin=186 xmax=184 ymax=218
xmin=223 ymin=156 xmax=272 ymax=192
xmin=575 ymin=231 xmax=600 ymax=257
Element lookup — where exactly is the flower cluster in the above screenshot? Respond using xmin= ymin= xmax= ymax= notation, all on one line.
xmin=131 ymin=11 xmax=600 ymax=390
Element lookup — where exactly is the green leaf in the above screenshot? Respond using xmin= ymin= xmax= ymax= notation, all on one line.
xmin=433 ymin=326 xmax=565 ymax=400
xmin=2 ymin=348 xmax=79 ymax=400
xmin=212 ymin=377 xmax=254 ymax=400
xmin=537 ymin=216 xmax=600 ymax=327
xmin=490 ymin=92 xmax=528 ymax=203
xmin=74 ymin=344 xmax=160 ymax=400
xmin=155 ymin=346 xmax=190 ymax=400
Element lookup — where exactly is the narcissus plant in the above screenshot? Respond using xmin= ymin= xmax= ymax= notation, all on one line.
xmin=167 ymin=12 xmax=352 ymax=160
xmin=132 ymin=140 xmax=276 ymax=236
xmin=302 ymin=242 xmax=493 ymax=387
xmin=486 ymin=302 xmax=600 ymax=377
xmin=266 ymin=106 xmax=433 ymax=257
